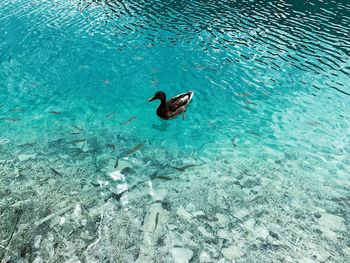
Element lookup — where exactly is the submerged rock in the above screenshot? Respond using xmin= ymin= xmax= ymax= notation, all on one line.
xmin=239 ymin=177 xmax=261 ymax=188
xmin=217 ymin=229 xmax=231 ymax=240
xmin=171 ymin=247 xmax=193 ymax=263
xmin=221 ymin=245 xmax=242 ymax=260
xmin=18 ymin=153 xmax=37 ymax=162
xmin=215 ymin=213 xmax=229 ymax=228
xmin=233 ymin=208 xmax=250 ymax=220
xmin=137 ymin=189 xmax=169 ymax=263
xmin=199 ymin=251 xmax=212 ymax=263
xmin=176 ymin=206 xmax=193 ymax=221
xmin=198 ymin=226 xmax=214 ymax=239
xmin=318 ymin=212 xmax=346 ymax=240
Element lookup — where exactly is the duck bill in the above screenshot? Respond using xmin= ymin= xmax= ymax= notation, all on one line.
xmin=148 ymin=96 xmax=156 ymax=102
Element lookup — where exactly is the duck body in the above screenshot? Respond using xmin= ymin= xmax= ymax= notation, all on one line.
xmin=148 ymin=91 xmax=194 ymax=120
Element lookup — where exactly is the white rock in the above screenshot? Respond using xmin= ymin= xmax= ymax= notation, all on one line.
xmin=284 ymin=255 xmax=295 ymax=262
xmin=171 ymin=247 xmax=193 ymax=263
xmin=32 ymin=257 xmax=44 ymax=263
xmin=176 ymin=206 xmax=193 ymax=221
xmin=193 ymin=211 xmax=205 ymax=217
xmin=308 ymin=242 xmax=331 ymax=262
xmin=117 ymin=159 xmax=131 ymax=171
xmin=343 ymin=247 xmax=350 ymax=256
xmin=199 ymin=252 xmax=212 ymax=263
xmin=198 ymin=226 xmax=214 ymax=239
xmin=217 ymin=176 xmax=236 ymax=183
xmin=34 ymin=235 xmax=42 ymax=249
xmin=314 ymin=248 xmax=331 ymax=262
xmin=243 ymin=218 xmax=255 ymax=230
xmin=59 ymin=217 xmax=66 ymax=225
xmin=0 ymin=138 xmax=10 ymax=145
xmin=318 ymin=212 xmax=346 ymax=240
xmin=254 ymin=224 xmax=269 ymax=239
xmin=185 ymin=203 xmax=196 ymax=212
xmin=81 ymin=143 xmax=89 ymax=152
xmin=65 ymin=255 xmax=81 ymax=263
xmin=137 ymin=199 xmax=169 ymax=263
xmin=167 ymin=224 xmax=178 ymax=231
xmin=233 ymin=208 xmax=249 ymax=220
xmin=221 ymin=245 xmax=242 ymax=260
xmin=18 ymin=153 xmax=37 ymax=162
xmin=215 ymin=213 xmax=229 ymax=227
xmin=299 ymin=257 xmax=316 ymax=263
xmin=217 ymin=229 xmax=231 ymax=240
xmin=152 ymin=189 xmax=168 ymax=202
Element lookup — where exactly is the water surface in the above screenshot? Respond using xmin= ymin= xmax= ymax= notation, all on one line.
xmin=1 ymin=0 xmax=350 ymax=262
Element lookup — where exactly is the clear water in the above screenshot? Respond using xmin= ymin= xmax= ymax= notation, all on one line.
xmin=1 ymin=0 xmax=350 ymax=262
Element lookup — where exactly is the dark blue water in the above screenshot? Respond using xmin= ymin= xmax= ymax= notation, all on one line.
xmin=1 ymin=0 xmax=349 ymax=262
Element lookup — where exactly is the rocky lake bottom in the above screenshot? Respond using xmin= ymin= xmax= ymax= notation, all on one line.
xmin=1 ymin=128 xmax=349 ymax=263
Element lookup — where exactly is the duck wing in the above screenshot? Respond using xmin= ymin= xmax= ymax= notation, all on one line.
xmin=165 ymin=106 xmax=187 ymax=119
xmin=168 ymin=91 xmax=194 ymax=112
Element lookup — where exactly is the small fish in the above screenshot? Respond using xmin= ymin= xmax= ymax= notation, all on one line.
xmin=0 ymin=104 xmax=3 ymax=109
xmin=3 ymin=207 xmax=22 ymax=250
xmin=71 ymin=125 xmax=82 ymax=131
xmin=245 ymin=100 xmax=257 ymax=105
xmin=133 ymin=56 xmax=144 ymax=61
xmin=70 ymin=139 xmax=86 ymax=144
xmin=328 ymin=197 xmax=350 ymax=203
xmin=125 ymin=143 xmax=144 ymax=156
xmin=11 ymin=108 xmax=24 ymax=112
xmin=172 ymin=164 xmax=197 ymax=172
xmin=151 ymin=124 xmax=167 ymax=132
xmin=105 ymin=112 xmax=117 ymax=118
xmin=106 ymin=144 xmax=116 ymax=150
xmin=0 ymin=117 xmax=20 ymax=121
xmin=114 ymin=156 xmax=119 ymax=168
xmin=306 ymin=121 xmax=321 ymax=126
xmin=249 ymin=130 xmax=260 ymax=136
xmin=153 ymin=212 xmax=160 ymax=233
xmin=17 ymin=142 xmax=36 ymax=147
xmin=91 ymin=181 xmax=100 ymax=187
xmin=235 ymin=92 xmax=251 ymax=97
xmin=102 ymin=80 xmax=111 ymax=85
xmin=242 ymin=105 xmax=253 ymax=112
xmin=50 ymin=168 xmax=62 ymax=176
xmin=156 ymin=175 xmax=172 ymax=180
xmin=231 ymin=138 xmax=237 ymax=147
xmin=247 ymin=196 xmax=261 ymax=203
xmin=48 ymin=138 xmax=64 ymax=145
xmin=48 ymin=111 xmax=61 ymax=115
xmin=69 ymin=132 xmax=81 ymax=135
xmin=120 ymin=116 xmax=136 ymax=125
xmin=150 ymin=79 xmax=159 ymax=86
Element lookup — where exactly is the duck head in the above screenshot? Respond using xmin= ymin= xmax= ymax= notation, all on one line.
xmin=148 ymin=91 xmax=166 ymax=102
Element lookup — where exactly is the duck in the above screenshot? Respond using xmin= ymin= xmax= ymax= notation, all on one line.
xmin=148 ymin=91 xmax=194 ymax=120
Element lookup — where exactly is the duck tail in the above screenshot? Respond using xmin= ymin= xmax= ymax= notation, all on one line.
xmin=188 ymin=91 xmax=194 ymax=101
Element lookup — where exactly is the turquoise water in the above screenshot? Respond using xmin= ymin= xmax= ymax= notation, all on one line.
xmin=1 ymin=0 xmax=350 ymax=262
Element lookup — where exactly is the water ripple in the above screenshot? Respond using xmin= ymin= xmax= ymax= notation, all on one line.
xmin=41 ymin=0 xmax=350 ymax=95
xmin=1 ymin=0 xmax=349 ymax=113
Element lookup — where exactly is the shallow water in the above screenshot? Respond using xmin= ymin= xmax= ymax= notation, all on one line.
xmin=1 ymin=0 xmax=350 ymax=262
